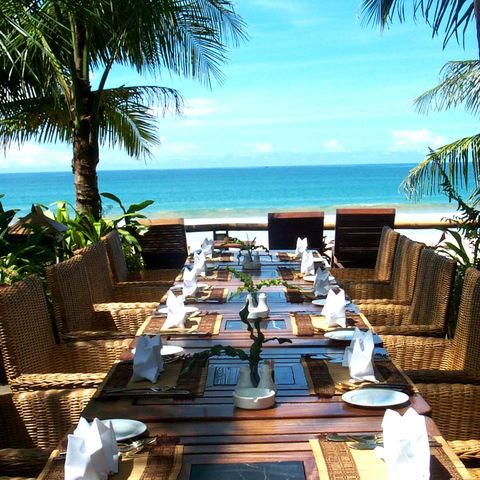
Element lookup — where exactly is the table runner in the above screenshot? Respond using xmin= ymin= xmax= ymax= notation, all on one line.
xmin=137 ymin=313 xmax=222 ymax=336
xmin=95 ymin=357 xmax=208 ymax=399
xmin=37 ymin=437 xmax=183 ymax=480
xmin=309 ymin=437 xmax=466 ymax=479
xmin=276 ymin=251 xmax=322 ymax=261
xmin=290 ymin=313 xmax=367 ymax=336
xmin=301 ymin=357 xmax=414 ymax=398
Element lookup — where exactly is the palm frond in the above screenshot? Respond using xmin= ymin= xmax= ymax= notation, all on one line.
xmin=360 ymin=0 xmax=475 ymax=48
xmin=415 ymin=60 xmax=480 ymax=116
xmin=401 ymin=134 xmax=480 ymax=199
xmin=97 ymin=85 xmax=183 ymax=158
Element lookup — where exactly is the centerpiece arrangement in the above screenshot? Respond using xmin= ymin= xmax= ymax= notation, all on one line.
xmin=219 ymin=236 xmax=270 ymax=270
xmin=184 ymin=270 xmax=292 ymax=407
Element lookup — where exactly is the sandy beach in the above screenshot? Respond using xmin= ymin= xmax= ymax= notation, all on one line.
xmin=184 ymin=209 xmax=456 ymax=251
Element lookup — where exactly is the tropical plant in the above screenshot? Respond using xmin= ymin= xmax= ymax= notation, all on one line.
xmin=434 ymin=163 xmax=480 ymax=332
xmin=360 ymin=0 xmax=480 ymax=201
xmin=48 ymin=192 xmax=153 ymax=269
xmin=0 ymin=0 xmax=246 ymax=218
xmin=185 ymin=303 xmax=291 ymax=386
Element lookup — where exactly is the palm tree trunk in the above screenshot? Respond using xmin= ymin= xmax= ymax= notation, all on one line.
xmin=71 ymin=22 xmax=101 ymax=219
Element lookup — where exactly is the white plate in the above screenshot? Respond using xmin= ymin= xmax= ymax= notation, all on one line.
xmin=303 ymin=275 xmax=316 ymax=282
xmin=161 ymin=345 xmax=184 ymax=356
xmin=342 ymin=388 xmax=409 ymax=408
xmin=324 ymin=329 xmax=382 ymax=345
xmin=311 ymin=298 xmax=326 ymax=306
xmin=170 ymin=283 xmax=209 ymax=292
xmin=156 ymin=306 xmax=199 ymax=315
xmin=101 ymin=419 xmax=147 ymax=441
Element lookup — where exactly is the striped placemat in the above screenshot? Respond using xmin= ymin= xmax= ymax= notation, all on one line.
xmin=310 ymin=437 xmax=467 ymax=479
xmin=277 ymin=267 xmax=303 ymax=281
xmin=137 ymin=313 xmax=222 ymax=336
xmin=290 ymin=313 xmax=368 ymax=336
xmin=38 ymin=437 xmax=183 ymax=480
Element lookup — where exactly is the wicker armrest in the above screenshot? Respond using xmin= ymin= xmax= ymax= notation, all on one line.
xmin=93 ymin=307 xmax=152 ymax=334
xmin=331 ymin=268 xmax=376 ymax=282
xmin=9 ymin=373 xmax=106 ymax=392
xmin=381 ymin=335 xmax=452 ymax=370
xmin=61 ymin=330 xmax=133 ymax=341
xmin=0 ymin=447 xmax=52 ymax=477
xmin=111 ymin=284 xmax=168 ymax=302
xmin=62 ymin=339 xmax=131 ymax=371
xmin=374 ymin=325 xmax=445 ymax=336
xmin=357 ymin=303 xmax=410 ymax=326
xmin=406 ymin=370 xmax=480 ymax=384
xmin=341 ymin=281 xmax=392 ymax=301
xmin=128 ymin=268 xmax=180 ymax=283
xmin=415 ymin=383 xmax=480 ymax=441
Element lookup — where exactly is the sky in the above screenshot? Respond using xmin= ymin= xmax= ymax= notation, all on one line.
xmin=1 ymin=0 xmax=478 ymax=173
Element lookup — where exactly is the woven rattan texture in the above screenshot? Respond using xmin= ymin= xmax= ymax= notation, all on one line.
xmin=103 ymin=230 xmax=130 ymax=282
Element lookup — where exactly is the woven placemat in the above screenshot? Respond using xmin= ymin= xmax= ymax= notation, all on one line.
xmin=96 ymin=357 xmax=208 ymax=399
xmin=138 ymin=313 xmax=222 ymax=336
xmin=290 ymin=314 xmax=367 ymax=336
xmin=208 ymin=269 xmax=231 ymax=281
xmin=310 ymin=437 xmax=465 ymax=479
xmin=276 ymin=251 xmax=322 ymax=261
xmin=301 ymin=356 xmax=413 ymax=398
xmin=37 ymin=437 xmax=183 ymax=480
xmin=285 ymin=289 xmax=315 ymax=303
xmin=184 ymin=287 xmax=229 ymax=304
xmin=211 ymin=254 xmax=235 ymax=262
xmin=277 ymin=267 xmax=303 ymax=281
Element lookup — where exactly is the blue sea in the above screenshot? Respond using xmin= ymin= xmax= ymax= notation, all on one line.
xmin=0 ymin=164 xmax=463 ymax=219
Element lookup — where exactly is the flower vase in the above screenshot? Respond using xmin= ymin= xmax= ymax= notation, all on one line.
xmin=242 ymin=251 xmax=261 ymax=270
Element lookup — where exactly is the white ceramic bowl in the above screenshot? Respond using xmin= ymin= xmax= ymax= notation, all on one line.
xmin=232 ymin=387 xmax=276 ymax=410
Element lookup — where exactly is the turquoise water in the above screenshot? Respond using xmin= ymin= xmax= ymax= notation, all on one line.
xmin=0 ymin=164 xmax=463 ymax=218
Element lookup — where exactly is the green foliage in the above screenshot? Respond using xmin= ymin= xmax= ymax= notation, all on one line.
xmin=434 ymin=163 xmax=480 ymax=334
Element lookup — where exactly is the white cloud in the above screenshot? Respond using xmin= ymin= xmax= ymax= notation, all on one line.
xmin=322 ymin=139 xmax=346 ymax=152
xmin=0 ymin=144 xmax=69 ymax=172
xmin=254 ymin=142 xmax=273 ymax=153
xmin=389 ymin=129 xmax=446 ymax=152
xmin=184 ymin=97 xmax=219 ymax=117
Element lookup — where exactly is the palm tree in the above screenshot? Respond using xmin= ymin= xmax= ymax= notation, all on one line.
xmin=360 ymin=0 xmax=480 ymax=199
xmin=0 ymin=1 xmax=246 ymax=218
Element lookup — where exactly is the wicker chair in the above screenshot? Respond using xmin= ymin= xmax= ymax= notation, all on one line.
xmin=0 ymin=388 xmax=94 ymax=477
xmin=339 ymin=235 xmax=425 ymax=305
xmin=382 ymin=267 xmax=480 ymax=372
xmin=267 ymin=211 xmax=325 ymax=252
xmin=137 ymin=218 xmax=188 ymax=269
xmin=47 ymin=255 xmax=152 ymax=339
xmin=331 ymin=226 xmax=400 ymax=283
xmin=0 ymin=275 xmax=131 ymax=392
xmin=103 ymin=230 xmax=179 ymax=285
xmin=332 ymin=208 xmax=396 ymax=268
xmin=75 ymin=241 xmax=168 ymax=303
xmin=358 ymin=248 xmax=456 ymax=336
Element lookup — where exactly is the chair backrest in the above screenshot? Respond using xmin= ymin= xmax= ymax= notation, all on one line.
xmin=137 ymin=218 xmax=188 ymax=269
xmin=46 ymin=255 xmax=98 ymax=334
xmin=334 ymin=208 xmax=396 ymax=268
xmin=267 ymin=211 xmax=325 ymax=251
xmin=372 ymin=226 xmax=400 ymax=281
xmin=74 ymin=241 xmax=115 ymax=303
xmin=103 ymin=230 xmax=129 ymax=283
xmin=389 ymin=235 xmax=425 ymax=302
xmin=448 ymin=267 xmax=480 ymax=370
xmin=407 ymin=248 xmax=456 ymax=329
xmin=0 ymin=276 xmax=56 ymax=380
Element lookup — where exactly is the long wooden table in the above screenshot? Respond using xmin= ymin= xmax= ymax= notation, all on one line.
xmin=42 ymin=250 xmax=472 ymax=479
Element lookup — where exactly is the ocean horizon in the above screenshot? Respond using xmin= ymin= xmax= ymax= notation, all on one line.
xmin=0 ymin=163 xmax=465 ymax=220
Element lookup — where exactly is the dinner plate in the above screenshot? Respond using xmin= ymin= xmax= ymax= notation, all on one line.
xmin=341 ymin=388 xmax=409 ymax=408
xmin=101 ymin=419 xmax=147 ymax=441
xmin=132 ymin=345 xmax=184 ymax=356
xmin=170 ymin=283 xmax=208 ymax=292
xmin=311 ymin=299 xmax=352 ymax=307
xmin=324 ymin=329 xmax=382 ymax=345
xmin=156 ymin=306 xmax=199 ymax=315
xmin=303 ymin=275 xmax=316 ymax=282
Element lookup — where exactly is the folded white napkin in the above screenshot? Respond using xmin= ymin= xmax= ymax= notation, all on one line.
xmin=321 ymin=289 xmax=346 ymax=327
xmin=313 ymin=263 xmax=330 ymax=297
xmin=300 ymin=250 xmax=315 ymax=275
xmin=342 ymin=328 xmax=377 ymax=382
xmin=200 ymin=237 xmax=213 ymax=257
xmin=131 ymin=334 xmax=164 ymax=382
xmin=163 ymin=290 xmax=187 ymax=329
xmin=295 ymin=237 xmax=308 ymax=258
xmin=193 ymin=250 xmax=206 ymax=277
xmin=377 ymin=408 xmax=430 ymax=480
xmin=65 ymin=417 xmax=118 ymax=480
xmin=182 ymin=266 xmax=197 ymax=297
